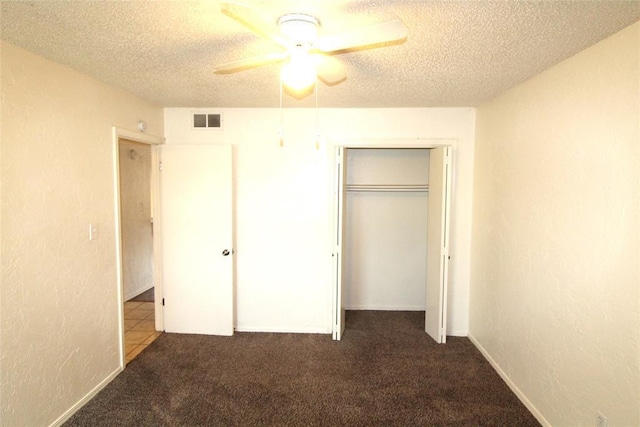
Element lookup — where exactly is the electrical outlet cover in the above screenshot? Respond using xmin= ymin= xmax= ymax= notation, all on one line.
xmin=596 ymin=411 xmax=607 ymax=427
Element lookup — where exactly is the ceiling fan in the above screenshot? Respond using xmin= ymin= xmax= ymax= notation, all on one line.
xmin=214 ymin=2 xmax=408 ymax=92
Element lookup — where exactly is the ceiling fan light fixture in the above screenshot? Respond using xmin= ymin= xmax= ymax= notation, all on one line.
xmin=281 ymin=51 xmax=316 ymax=93
xmin=216 ymin=3 xmax=408 ymax=93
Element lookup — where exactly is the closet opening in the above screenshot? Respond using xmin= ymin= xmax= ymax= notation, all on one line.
xmin=332 ymin=146 xmax=452 ymax=343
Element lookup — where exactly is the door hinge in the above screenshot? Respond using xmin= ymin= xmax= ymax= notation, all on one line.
xmin=159 ymin=161 xmax=163 ymax=171
xmin=162 ymin=298 xmax=165 ymax=306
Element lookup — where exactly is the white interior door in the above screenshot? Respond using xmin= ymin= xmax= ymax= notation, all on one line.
xmin=160 ymin=144 xmax=234 ymax=336
xmin=332 ymin=147 xmax=347 ymax=340
xmin=425 ymin=146 xmax=452 ymax=343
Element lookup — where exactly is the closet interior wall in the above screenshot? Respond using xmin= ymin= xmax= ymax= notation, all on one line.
xmin=344 ymin=148 xmax=430 ymax=311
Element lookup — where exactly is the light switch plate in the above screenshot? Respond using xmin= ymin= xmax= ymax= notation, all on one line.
xmin=89 ymin=223 xmax=99 ymax=240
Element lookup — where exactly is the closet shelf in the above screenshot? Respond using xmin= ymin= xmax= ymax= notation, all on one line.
xmin=346 ymin=184 xmax=429 ymax=193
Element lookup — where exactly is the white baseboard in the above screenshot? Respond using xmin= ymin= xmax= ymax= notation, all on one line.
xmin=345 ymin=305 xmax=425 ymax=311
xmin=468 ymin=334 xmax=551 ymax=427
xmin=235 ymin=323 xmax=464 ymax=336
xmin=447 ymin=328 xmax=468 ymax=337
xmin=234 ymin=325 xmax=330 ymax=334
xmin=49 ymin=366 xmax=122 ymax=427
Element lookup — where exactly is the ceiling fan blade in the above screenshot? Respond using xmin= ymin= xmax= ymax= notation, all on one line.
xmin=221 ymin=2 xmax=288 ymax=47
xmin=316 ymin=55 xmax=347 ymax=85
xmin=315 ymin=20 xmax=408 ymax=53
xmin=214 ymin=52 xmax=288 ymax=74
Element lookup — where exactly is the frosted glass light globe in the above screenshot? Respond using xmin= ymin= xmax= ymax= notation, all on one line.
xmin=281 ymin=52 xmax=316 ymax=93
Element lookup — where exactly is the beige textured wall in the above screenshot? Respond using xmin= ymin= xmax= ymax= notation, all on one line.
xmin=118 ymin=140 xmax=153 ymax=300
xmin=470 ymin=22 xmax=639 ymax=426
xmin=0 ymin=42 xmax=163 ymax=426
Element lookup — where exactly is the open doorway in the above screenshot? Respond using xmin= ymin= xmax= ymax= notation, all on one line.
xmin=118 ymin=139 xmax=160 ymax=364
xmin=119 ymin=140 xmax=153 ymax=303
xmin=113 ymin=126 xmax=164 ymax=369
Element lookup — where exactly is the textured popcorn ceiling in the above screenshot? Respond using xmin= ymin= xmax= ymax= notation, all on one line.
xmin=1 ymin=1 xmax=639 ymax=108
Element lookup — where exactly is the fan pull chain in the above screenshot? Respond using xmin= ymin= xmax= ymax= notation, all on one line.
xmin=315 ymin=77 xmax=320 ymax=150
xmin=279 ymin=78 xmax=284 ymax=147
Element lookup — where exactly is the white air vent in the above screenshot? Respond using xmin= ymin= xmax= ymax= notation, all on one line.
xmin=192 ymin=113 xmax=223 ymax=130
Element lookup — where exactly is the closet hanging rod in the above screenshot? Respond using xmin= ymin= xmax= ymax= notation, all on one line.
xmin=346 ymin=184 xmax=429 ymax=193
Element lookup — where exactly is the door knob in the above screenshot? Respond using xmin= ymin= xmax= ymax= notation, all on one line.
xmin=222 ymin=249 xmax=230 ymax=256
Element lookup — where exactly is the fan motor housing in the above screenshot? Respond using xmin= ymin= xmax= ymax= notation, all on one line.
xmin=278 ymin=13 xmax=319 ymax=44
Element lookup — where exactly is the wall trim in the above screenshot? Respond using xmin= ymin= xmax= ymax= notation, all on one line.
xmin=114 ymin=126 xmax=164 ymax=145
xmin=333 ymin=137 xmax=458 ymax=149
xmin=468 ymin=334 xmax=551 ymax=427
xmin=447 ymin=328 xmax=468 ymax=337
xmin=236 ymin=326 xmax=468 ymax=336
xmin=345 ymin=305 xmax=426 ymax=311
xmin=235 ymin=326 xmax=331 ymax=334
xmin=49 ymin=367 xmax=122 ymax=427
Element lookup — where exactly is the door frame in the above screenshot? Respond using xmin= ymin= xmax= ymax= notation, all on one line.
xmin=330 ymin=138 xmax=456 ymax=341
xmin=112 ymin=126 xmax=164 ymax=369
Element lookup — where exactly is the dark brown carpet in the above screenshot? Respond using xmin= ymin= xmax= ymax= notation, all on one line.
xmin=66 ymin=311 xmax=539 ymax=426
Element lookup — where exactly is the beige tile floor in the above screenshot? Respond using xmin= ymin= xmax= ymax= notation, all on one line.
xmin=124 ymin=301 xmax=162 ymax=364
